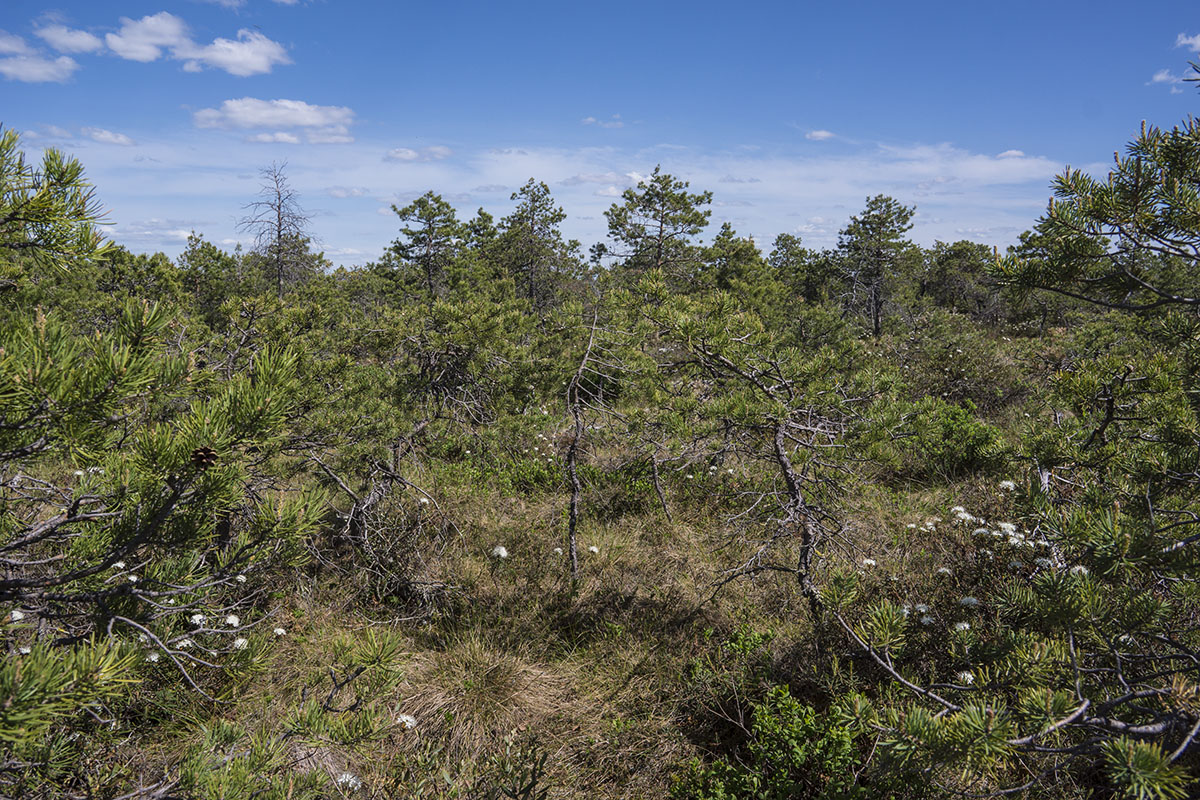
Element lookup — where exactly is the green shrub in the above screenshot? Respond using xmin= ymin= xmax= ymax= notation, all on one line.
xmin=672 ymin=686 xmax=864 ymax=800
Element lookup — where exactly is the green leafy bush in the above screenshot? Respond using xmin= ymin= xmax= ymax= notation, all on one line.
xmin=672 ymin=686 xmax=864 ymax=800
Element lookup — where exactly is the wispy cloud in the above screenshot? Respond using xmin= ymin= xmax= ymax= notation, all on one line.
xmin=582 ymin=114 xmax=624 ymax=129
xmin=0 ymin=53 xmax=77 ymax=82
xmin=105 ymin=12 xmax=290 ymax=76
xmin=384 ymin=145 xmax=453 ymax=162
xmin=194 ymin=98 xmax=355 ymax=144
xmin=35 ymin=24 xmax=103 ymax=53
xmin=805 ymin=129 xmax=835 ymax=141
xmin=82 ymin=127 xmax=135 ymax=146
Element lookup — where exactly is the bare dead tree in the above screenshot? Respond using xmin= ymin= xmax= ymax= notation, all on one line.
xmin=237 ymin=161 xmax=314 ymax=299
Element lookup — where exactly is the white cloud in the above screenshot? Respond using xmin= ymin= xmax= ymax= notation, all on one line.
xmin=1177 ymin=33 xmax=1200 ymax=52
xmin=198 ymin=0 xmax=247 ymax=7
xmin=1150 ymin=68 xmax=1189 ymax=94
xmin=996 ymin=149 xmax=1024 ymax=159
xmin=327 ymin=186 xmax=368 ymax=198
xmin=35 ymin=24 xmax=103 ymax=54
xmin=106 ymin=13 xmax=289 ymax=76
xmin=594 ymin=185 xmax=622 ymax=197
xmin=247 ymin=132 xmax=300 ymax=144
xmin=105 ymin=12 xmax=190 ymax=62
xmin=806 ymin=129 xmax=835 ymax=141
xmin=44 ymin=125 xmax=73 ymax=138
xmin=274 ymin=0 xmax=301 ymax=4
xmin=0 ymin=54 xmax=78 ymax=82
xmin=0 ymin=31 xmax=34 ymax=56
xmin=195 ymin=97 xmax=355 ymax=130
xmin=180 ymin=30 xmax=290 ymax=76
xmin=384 ymin=145 xmax=453 ymax=162
xmin=82 ymin=127 xmax=135 ymax=146
xmin=582 ymin=114 xmax=623 ymax=129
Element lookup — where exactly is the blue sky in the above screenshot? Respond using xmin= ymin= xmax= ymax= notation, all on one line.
xmin=2 ymin=0 xmax=1198 ymax=265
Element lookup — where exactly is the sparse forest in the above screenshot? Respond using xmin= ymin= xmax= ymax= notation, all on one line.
xmin=7 ymin=95 xmax=1200 ymax=800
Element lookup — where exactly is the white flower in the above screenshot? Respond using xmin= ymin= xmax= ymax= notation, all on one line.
xmin=232 ymin=637 xmax=248 ymax=650
xmin=190 ymin=614 xmax=206 ymax=627
xmin=224 ymin=614 xmax=240 ymax=627
xmin=905 ymin=523 xmax=916 ymax=529
xmin=273 ymin=627 xmax=286 ymax=637
xmin=956 ymin=670 xmax=975 ymax=685
xmin=235 ymin=574 xmax=246 ymax=583
xmin=950 ymin=506 xmax=965 ymax=514
xmin=10 ymin=610 xmax=24 ymax=622
xmin=920 ymin=615 xmax=935 ymax=626
xmin=900 ymin=605 xmax=910 ymax=617
xmin=954 ymin=622 xmax=971 ymax=632
xmin=959 ymin=596 xmax=979 ymax=607
xmin=861 ymin=558 xmax=877 ymax=567
xmin=335 ymin=772 xmax=362 ymax=791
xmin=177 ymin=638 xmax=193 ymax=649
xmin=915 ymin=604 xmax=930 ymax=614
xmin=973 ymin=528 xmax=990 ymax=537
xmin=1070 ymin=565 xmax=1089 ymax=576
xmin=686 ymin=473 xmax=694 ymax=479
xmin=553 ymin=547 xmax=563 ymax=555
xmin=18 ymin=646 xmax=30 ymax=655
xmin=73 ymin=469 xmax=84 ymax=477
xmin=491 ymin=545 xmax=509 ymax=559
xmin=998 ymin=522 xmax=1017 ymax=535
xmin=588 ymin=545 xmax=599 ymax=554
xmin=397 ymin=713 xmax=417 ymax=730
xmin=936 ymin=567 xmax=952 ymax=576
xmin=999 ymin=480 xmax=1016 ymax=491
xmin=148 ymin=652 xmax=160 ymax=663
xmin=419 ymin=497 xmax=429 ymax=505
xmin=127 ymin=575 xmax=138 ymax=583
xmin=112 ymin=561 xmax=126 ymax=570
xmin=166 ymin=598 xmax=175 ymax=604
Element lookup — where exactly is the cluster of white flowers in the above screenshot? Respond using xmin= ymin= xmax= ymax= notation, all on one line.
xmin=397 ymin=713 xmax=417 ymax=730
xmin=1034 ymin=557 xmax=1053 ymax=568
xmin=999 ymin=479 xmax=1016 ymax=491
xmin=274 ymin=627 xmax=287 ymax=637
xmin=491 ymin=545 xmax=508 ymax=560
xmin=190 ymin=613 xmax=206 ymax=627
xmin=588 ymin=545 xmax=599 ymax=554
xmin=951 ymin=506 xmax=977 ymax=525
xmin=148 ymin=652 xmax=160 ymax=663
xmin=177 ymin=638 xmax=193 ymax=649
xmin=112 ymin=561 xmax=126 ymax=570
xmin=235 ymin=574 xmax=247 ymax=583
xmin=914 ymin=604 xmax=930 ymax=614
xmin=919 ymin=615 xmax=935 ymax=626
xmin=954 ymin=622 xmax=971 ymax=632
xmin=956 ymin=670 xmax=975 ymax=685
xmin=224 ymin=614 xmax=240 ymax=627
xmin=936 ymin=567 xmax=952 ymax=577
xmin=18 ymin=646 xmax=31 ymax=655
xmin=233 ymin=637 xmax=248 ymax=650
xmin=861 ymin=558 xmax=877 ymax=567
xmin=419 ymin=497 xmax=429 ymax=505
xmin=128 ymin=575 xmax=139 ymax=583
xmin=1069 ymin=565 xmax=1089 ymax=576
xmin=959 ymin=596 xmax=979 ymax=607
